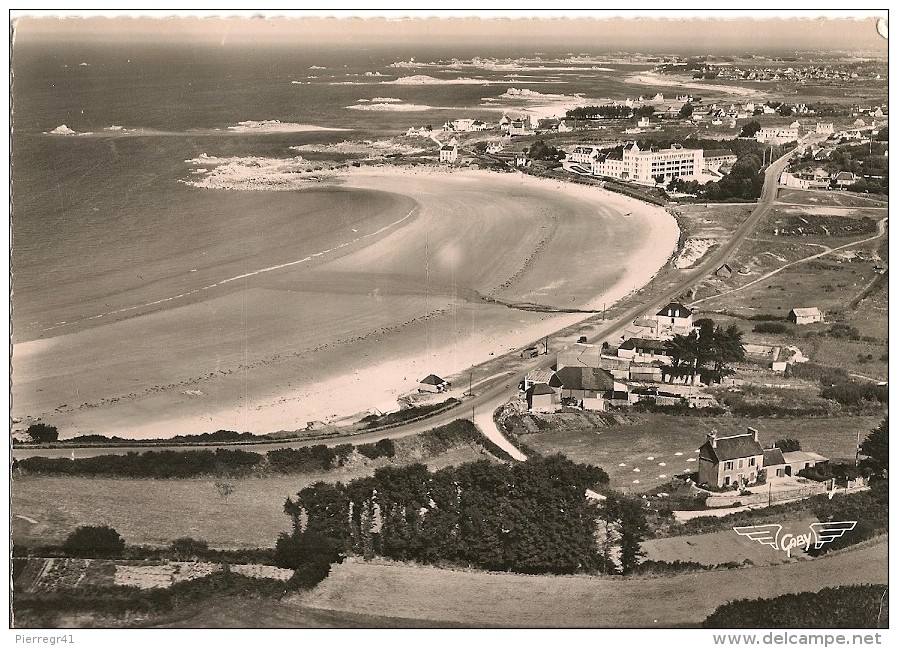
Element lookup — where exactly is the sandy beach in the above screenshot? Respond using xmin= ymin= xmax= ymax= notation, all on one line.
xmin=12 ymin=166 xmax=678 ymax=439
xmin=624 ymin=71 xmax=762 ymax=97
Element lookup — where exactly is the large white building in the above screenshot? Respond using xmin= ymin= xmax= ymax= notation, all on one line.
xmin=591 ymin=143 xmax=704 ymax=184
xmin=756 ymin=126 xmax=799 ymax=144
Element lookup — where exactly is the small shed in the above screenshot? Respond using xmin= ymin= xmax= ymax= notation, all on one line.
xmin=419 ymin=374 xmax=450 ymax=393
xmin=787 ymin=307 xmax=824 ymax=325
xmin=526 ymin=383 xmax=559 ymax=413
xmin=715 ymin=263 xmax=733 ymax=279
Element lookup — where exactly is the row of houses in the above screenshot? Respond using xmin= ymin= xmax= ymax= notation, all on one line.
xmin=779 ymin=170 xmax=860 ymax=190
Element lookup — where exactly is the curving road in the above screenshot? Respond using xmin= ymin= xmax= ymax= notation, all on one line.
xmin=13 ymin=138 xmax=819 ymax=462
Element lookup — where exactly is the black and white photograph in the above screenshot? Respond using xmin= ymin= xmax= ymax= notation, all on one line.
xmin=7 ymin=9 xmax=890 ymax=633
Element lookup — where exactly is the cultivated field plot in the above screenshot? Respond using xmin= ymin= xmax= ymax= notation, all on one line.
xmin=293 ymin=543 xmax=887 ymax=627
xmin=509 ymin=413 xmax=878 ymax=492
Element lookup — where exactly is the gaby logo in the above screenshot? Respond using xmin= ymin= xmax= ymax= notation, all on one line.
xmin=733 ymin=521 xmax=857 ymax=557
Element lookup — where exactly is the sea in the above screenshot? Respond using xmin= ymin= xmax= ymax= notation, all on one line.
xmin=11 ymin=40 xmax=645 ymax=341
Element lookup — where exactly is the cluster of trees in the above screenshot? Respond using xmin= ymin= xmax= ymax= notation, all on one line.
xmin=526 ymin=140 xmax=564 ymax=162
xmin=24 ymin=423 xmax=59 ymax=443
xmin=566 ymin=104 xmax=635 ymax=120
xmin=703 ymin=585 xmax=888 ymax=628
xmin=663 ymin=318 xmax=745 ymax=383
xmin=275 ymin=455 xmax=648 ymax=577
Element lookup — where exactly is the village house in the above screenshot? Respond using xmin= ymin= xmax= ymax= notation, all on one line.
xmin=419 ymin=374 xmax=450 ymax=393
xmin=485 ymin=142 xmax=504 ymax=154
xmin=755 ymin=126 xmax=799 ymax=144
xmin=787 ymin=307 xmax=824 ymax=325
xmin=651 ymin=301 xmax=695 ymax=336
xmin=698 ymin=429 xmax=764 ymax=489
xmin=832 ymin=171 xmax=857 ymax=189
xmin=568 ymin=145 xmax=602 ymax=165
xmin=617 ymin=337 xmax=674 ymax=365
xmin=525 ymin=383 xmax=559 ymax=413
xmin=715 ymin=263 xmax=733 ymax=278
xmin=523 ymin=368 xmax=554 ymax=391
xmin=548 ymin=366 xmax=617 ymax=411
xmin=439 ymin=144 xmax=458 ymax=163
xmin=816 ymin=122 xmax=835 ymax=135
xmin=556 ymin=342 xmax=603 ymax=370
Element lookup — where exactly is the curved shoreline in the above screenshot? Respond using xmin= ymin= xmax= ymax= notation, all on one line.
xmin=13 ymin=166 xmax=679 ymax=441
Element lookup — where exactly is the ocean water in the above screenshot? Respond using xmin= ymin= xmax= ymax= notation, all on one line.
xmin=11 ymin=41 xmax=641 ymax=338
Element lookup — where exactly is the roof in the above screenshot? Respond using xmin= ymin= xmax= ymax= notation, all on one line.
xmin=763 ymin=447 xmax=786 ymax=467
xmin=526 ymin=383 xmax=556 ymax=397
xmin=549 ymin=366 xmax=615 ymax=392
xmin=699 ymin=433 xmax=765 ymax=463
xmin=619 ymin=337 xmax=667 ymax=353
xmin=656 ymin=302 xmax=693 ymax=318
xmin=782 ymin=450 xmax=828 ymax=464
xmin=420 ymin=374 xmax=447 ymax=385
xmin=790 ymin=307 xmax=822 ymax=317
xmin=440 ymin=145 xmax=456 ymax=151
xmin=526 ymin=369 xmax=554 ymax=384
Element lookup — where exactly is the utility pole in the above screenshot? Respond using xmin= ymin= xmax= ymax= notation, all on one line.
xmin=855 ymin=428 xmax=861 ymax=468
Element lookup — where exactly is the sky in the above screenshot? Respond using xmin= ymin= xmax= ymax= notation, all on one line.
xmin=10 ymin=10 xmax=889 ymax=54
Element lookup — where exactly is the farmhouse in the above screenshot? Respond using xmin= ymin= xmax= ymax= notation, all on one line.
xmin=419 ymin=374 xmax=450 ymax=393
xmin=787 ymin=307 xmax=824 ymax=325
xmin=698 ymin=429 xmax=764 ymax=489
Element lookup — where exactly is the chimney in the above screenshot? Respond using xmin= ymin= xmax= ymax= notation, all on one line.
xmin=748 ymin=427 xmax=759 ymax=442
xmin=707 ymin=430 xmax=717 ymax=448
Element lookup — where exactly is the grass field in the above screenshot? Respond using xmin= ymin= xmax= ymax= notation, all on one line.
xmin=11 ymin=439 xmax=492 ymax=549
xmin=511 ymin=413 xmax=880 ymax=492
xmin=291 ymin=541 xmax=887 ymax=627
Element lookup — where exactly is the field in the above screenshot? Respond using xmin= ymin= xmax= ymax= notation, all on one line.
xmin=11 ymin=435 xmax=496 ymax=549
xmin=507 ymin=413 xmax=879 ymax=492
xmin=288 ymin=542 xmax=887 ymax=627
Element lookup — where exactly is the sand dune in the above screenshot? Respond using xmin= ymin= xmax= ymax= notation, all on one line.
xmin=12 ymin=167 xmax=677 ymax=439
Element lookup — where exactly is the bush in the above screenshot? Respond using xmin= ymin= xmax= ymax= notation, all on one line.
xmin=704 ymin=585 xmax=888 ymax=628
xmin=774 ymin=438 xmax=801 ymax=452
xmin=357 ymin=438 xmax=396 ymax=460
xmin=820 ymin=381 xmax=888 ymax=407
xmin=62 ymin=526 xmax=126 ymax=558
xmin=753 ymin=322 xmax=791 ymax=334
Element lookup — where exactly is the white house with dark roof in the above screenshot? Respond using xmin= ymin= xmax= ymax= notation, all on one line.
xmin=548 ymin=366 xmax=619 ymax=411
xmin=698 ymin=429 xmax=765 ymax=488
xmin=439 ymin=144 xmax=458 ymax=163
xmin=651 ymin=301 xmax=694 ymax=336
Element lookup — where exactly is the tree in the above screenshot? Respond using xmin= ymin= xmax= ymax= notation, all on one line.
xmin=63 ymin=525 xmax=125 ymax=557
xmin=774 ymin=438 xmax=802 ymax=452
xmin=170 ymin=537 xmax=209 ymax=560
xmin=739 ymin=120 xmax=762 ymax=138
xmin=678 ymin=102 xmax=694 ymax=119
xmin=26 ymin=423 xmax=58 ymax=443
xmin=859 ymin=417 xmax=888 ymax=479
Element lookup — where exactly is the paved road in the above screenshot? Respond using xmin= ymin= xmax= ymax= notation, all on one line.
xmin=14 ymin=139 xmax=817 ymax=462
